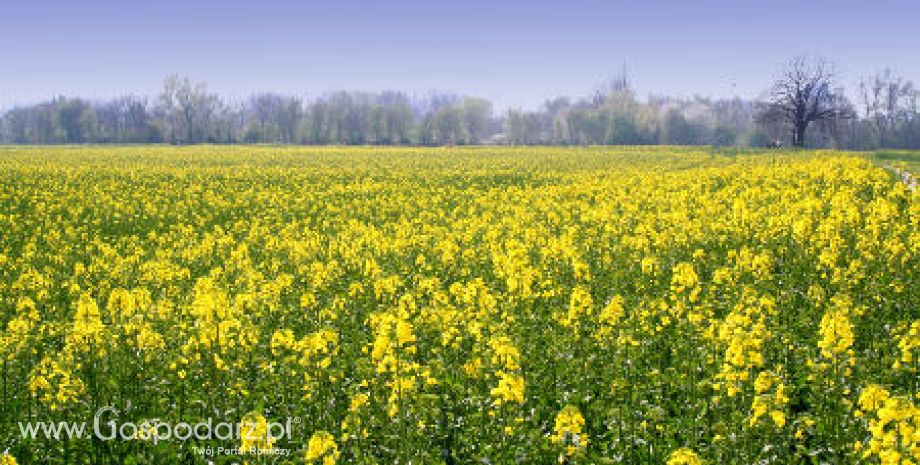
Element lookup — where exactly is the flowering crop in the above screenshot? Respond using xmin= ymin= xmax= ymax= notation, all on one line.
xmin=0 ymin=145 xmax=917 ymax=464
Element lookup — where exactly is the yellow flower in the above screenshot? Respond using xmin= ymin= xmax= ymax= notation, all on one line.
xmin=641 ymin=256 xmax=660 ymax=275
xmin=306 ymin=431 xmax=339 ymax=465
xmin=818 ymin=309 xmax=854 ymax=360
xmin=859 ymin=385 xmax=891 ymax=411
xmin=28 ymin=358 xmax=85 ymax=410
xmin=596 ymin=294 xmax=625 ymax=336
xmin=557 ymin=286 xmax=593 ymax=328
xmin=489 ymin=335 xmax=521 ymax=371
xmin=459 ymin=355 xmax=480 ymax=377
xmin=551 ymin=405 xmax=587 ymax=453
xmin=2 ymin=145 xmax=918 ymax=463
xmin=490 ymin=371 xmax=525 ymax=406
xmin=239 ymin=412 xmax=275 ymax=453
xmin=671 ymin=262 xmax=699 ymax=294
xmin=856 ymin=387 xmax=920 ymax=464
xmin=666 ymin=447 xmax=704 ymax=465
xmin=754 ymin=371 xmax=775 ymax=394
xmin=896 ymin=321 xmax=920 ymax=368
xmin=349 ymin=392 xmax=369 ymax=412
xmin=770 ymin=410 xmax=787 ymax=428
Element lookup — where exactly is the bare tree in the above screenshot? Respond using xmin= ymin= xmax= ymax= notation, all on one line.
xmin=275 ymin=97 xmax=303 ymax=144
xmin=250 ymin=93 xmax=284 ymax=142
xmin=159 ymin=75 xmax=219 ymax=143
xmin=757 ymin=57 xmax=850 ymax=147
xmin=859 ymin=69 xmax=915 ymax=147
xmin=96 ymin=96 xmax=154 ymax=142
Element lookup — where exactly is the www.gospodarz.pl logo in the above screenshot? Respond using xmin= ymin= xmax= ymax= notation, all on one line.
xmin=18 ymin=406 xmax=298 ymax=446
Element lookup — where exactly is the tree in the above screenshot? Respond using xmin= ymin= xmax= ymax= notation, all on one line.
xmin=711 ymin=125 xmax=737 ymax=147
xmin=661 ymin=109 xmax=693 ymax=145
xmin=7 ymin=69 xmax=920 ymax=148
xmin=859 ymin=69 xmax=916 ymax=148
xmin=96 ymin=96 xmax=157 ymax=143
xmin=276 ymin=97 xmax=303 ymax=144
xmin=506 ymin=109 xmax=542 ymax=144
xmin=757 ymin=57 xmax=850 ymax=147
xmin=431 ymin=106 xmax=466 ymax=144
xmin=158 ymin=75 xmax=220 ymax=143
xmin=55 ymin=98 xmax=93 ymax=143
xmin=461 ymin=98 xmax=492 ymax=143
xmin=250 ymin=93 xmax=284 ymax=143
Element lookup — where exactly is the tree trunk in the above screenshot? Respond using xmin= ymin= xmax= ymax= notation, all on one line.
xmin=793 ymin=120 xmax=807 ymax=147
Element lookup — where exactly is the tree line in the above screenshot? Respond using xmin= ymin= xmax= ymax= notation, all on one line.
xmin=2 ymin=58 xmax=919 ymax=149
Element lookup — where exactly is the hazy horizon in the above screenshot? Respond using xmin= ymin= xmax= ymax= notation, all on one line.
xmin=1 ymin=0 xmax=919 ymax=112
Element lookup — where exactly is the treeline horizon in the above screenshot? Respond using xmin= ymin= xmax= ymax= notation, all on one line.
xmin=2 ymin=63 xmax=920 ymax=149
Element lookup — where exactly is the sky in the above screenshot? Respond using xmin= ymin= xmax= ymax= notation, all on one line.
xmin=1 ymin=0 xmax=918 ymax=111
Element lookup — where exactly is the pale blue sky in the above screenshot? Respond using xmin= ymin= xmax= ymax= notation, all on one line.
xmin=1 ymin=0 xmax=918 ymax=111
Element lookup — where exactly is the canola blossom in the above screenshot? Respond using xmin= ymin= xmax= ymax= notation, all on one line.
xmin=0 ymin=145 xmax=917 ymax=464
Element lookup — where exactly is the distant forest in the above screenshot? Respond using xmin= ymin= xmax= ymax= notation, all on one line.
xmin=2 ymin=59 xmax=919 ymax=149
